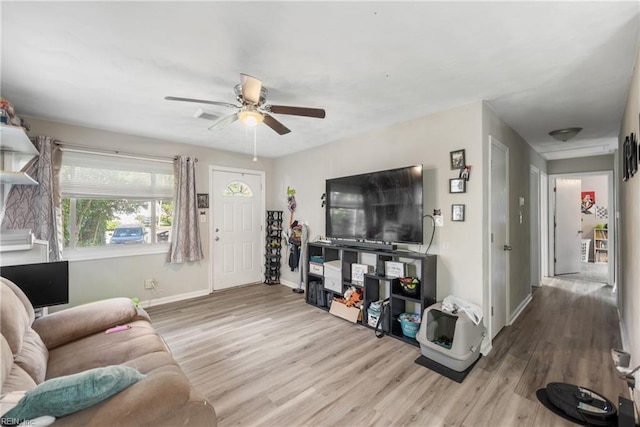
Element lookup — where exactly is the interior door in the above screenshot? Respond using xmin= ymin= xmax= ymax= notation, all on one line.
xmin=490 ymin=137 xmax=509 ymax=339
xmin=554 ymin=179 xmax=582 ymax=275
xmin=212 ymin=170 xmax=263 ymax=290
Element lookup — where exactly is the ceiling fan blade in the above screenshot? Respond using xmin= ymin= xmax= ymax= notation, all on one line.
xmin=165 ymin=96 xmax=239 ymax=109
xmin=240 ymin=74 xmax=262 ymax=104
xmin=267 ymin=105 xmax=326 ymax=119
xmin=263 ymin=113 xmax=291 ymax=135
xmin=208 ymin=113 xmax=239 ymax=131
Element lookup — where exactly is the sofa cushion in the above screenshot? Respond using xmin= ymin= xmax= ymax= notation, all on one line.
xmin=0 ymin=278 xmax=35 ymax=324
xmin=2 ymin=365 xmax=145 ymax=424
xmin=14 ymin=328 xmax=48 ymax=384
xmin=45 ymin=320 xmax=168 ymax=379
xmin=1 ymin=364 xmax=36 ymax=394
xmin=0 ymin=281 xmax=32 ymax=356
xmin=1 ymin=336 xmax=13 ymax=390
xmin=32 ymin=297 xmax=139 ymax=350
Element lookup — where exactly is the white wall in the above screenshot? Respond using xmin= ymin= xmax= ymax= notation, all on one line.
xmin=25 ymin=117 xmax=276 ymax=308
xmin=618 ymin=48 xmax=640 ymax=400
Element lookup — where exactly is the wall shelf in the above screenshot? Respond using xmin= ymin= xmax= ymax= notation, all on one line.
xmin=0 ymin=125 xmax=38 ymax=186
xmin=0 ymin=170 xmax=38 ymax=185
xmin=0 ymin=125 xmax=38 ymax=155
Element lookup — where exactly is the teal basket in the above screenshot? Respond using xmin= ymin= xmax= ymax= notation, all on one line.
xmin=398 ymin=313 xmax=421 ymax=338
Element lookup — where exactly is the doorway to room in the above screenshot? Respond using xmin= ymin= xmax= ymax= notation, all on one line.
xmin=210 ymin=166 xmax=265 ymax=291
xmin=548 ymin=172 xmax=613 ymax=286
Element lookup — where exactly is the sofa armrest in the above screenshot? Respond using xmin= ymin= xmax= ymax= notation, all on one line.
xmin=51 ymin=371 xmax=204 ymax=426
xmin=32 ymin=298 xmax=143 ymax=350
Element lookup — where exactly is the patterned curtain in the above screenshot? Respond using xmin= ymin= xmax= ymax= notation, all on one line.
xmin=167 ymin=156 xmax=203 ymax=263
xmin=1 ymin=136 xmax=63 ymax=261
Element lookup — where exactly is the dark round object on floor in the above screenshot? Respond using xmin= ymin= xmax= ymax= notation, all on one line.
xmin=538 ymin=383 xmax=617 ymax=426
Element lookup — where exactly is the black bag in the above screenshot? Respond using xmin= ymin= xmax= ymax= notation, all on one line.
xmin=375 ymin=299 xmax=390 ymax=338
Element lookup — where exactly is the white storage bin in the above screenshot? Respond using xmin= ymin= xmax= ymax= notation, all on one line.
xmin=310 ymin=262 xmax=324 ymax=275
xmin=323 ymin=260 xmax=342 ymax=293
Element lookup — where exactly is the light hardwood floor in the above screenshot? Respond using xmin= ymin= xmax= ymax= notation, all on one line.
xmin=148 ymin=277 xmax=628 ymax=427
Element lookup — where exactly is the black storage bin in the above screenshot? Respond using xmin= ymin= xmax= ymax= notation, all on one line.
xmin=316 ymin=284 xmax=325 ymax=306
xmin=308 ymin=280 xmax=319 ymax=304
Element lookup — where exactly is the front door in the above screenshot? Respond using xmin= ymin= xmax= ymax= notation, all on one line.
xmin=211 ymin=169 xmax=263 ymax=290
xmin=554 ymin=179 xmax=582 ymax=275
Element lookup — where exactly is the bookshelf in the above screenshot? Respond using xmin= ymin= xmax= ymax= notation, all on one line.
xmin=593 ymin=229 xmax=608 ymax=263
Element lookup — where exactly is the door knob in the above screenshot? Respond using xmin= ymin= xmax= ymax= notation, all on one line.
xmin=215 ymin=237 xmax=220 ymax=241
xmin=503 ymin=245 xmax=512 ymax=251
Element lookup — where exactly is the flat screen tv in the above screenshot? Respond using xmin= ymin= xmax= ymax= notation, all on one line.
xmin=1 ymin=261 xmax=69 ymax=308
xmin=326 ymin=165 xmax=423 ymax=244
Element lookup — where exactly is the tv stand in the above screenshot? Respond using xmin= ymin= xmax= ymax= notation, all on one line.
xmin=332 ymin=240 xmax=397 ymax=251
xmin=305 ymin=241 xmax=436 ymax=347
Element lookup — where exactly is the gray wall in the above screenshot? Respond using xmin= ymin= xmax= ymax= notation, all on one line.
xmin=273 ymin=102 xmax=485 ymax=307
xmin=548 ymin=155 xmax=614 ymax=175
xmin=25 ymin=117 xmax=276 ymax=308
xmin=273 ymin=100 xmax=547 ymax=347
xmin=482 ymin=103 xmax=548 ymax=322
xmin=618 ymin=48 xmax=640 ymax=402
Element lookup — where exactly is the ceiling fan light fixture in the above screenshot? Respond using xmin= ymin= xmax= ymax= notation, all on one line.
xmin=548 ymin=127 xmax=583 ymax=142
xmin=238 ymin=109 xmax=264 ymax=127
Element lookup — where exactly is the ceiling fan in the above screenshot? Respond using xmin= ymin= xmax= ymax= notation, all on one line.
xmin=165 ymin=74 xmax=326 ymax=135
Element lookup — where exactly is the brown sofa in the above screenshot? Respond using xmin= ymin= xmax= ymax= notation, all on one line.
xmin=0 ymin=277 xmax=216 ymax=426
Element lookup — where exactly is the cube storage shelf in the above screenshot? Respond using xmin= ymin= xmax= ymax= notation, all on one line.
xmin=265 ymin=210 xmax=283 ymax=284
xmin=305 ymin=241 xmax=437 ymax=346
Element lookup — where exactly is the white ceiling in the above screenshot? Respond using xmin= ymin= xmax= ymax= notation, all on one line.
xmin=2 ymin=2 xmax=639 ymax=160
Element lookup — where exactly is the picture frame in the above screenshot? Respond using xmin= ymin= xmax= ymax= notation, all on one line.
xmin=631 ymin=132 xmax=638 ymax=176
xmin=449 ymin=178 xmax=466 ymax=193
xmin=452 ymin=204 xmax=465 ymax=222
xmin=623 ymin=136 xmax=630 ymax=182
xmin=450 ymin=149 xmax=466 ymax=170
xmin=197 ymin=193 xmax=209 ymax=209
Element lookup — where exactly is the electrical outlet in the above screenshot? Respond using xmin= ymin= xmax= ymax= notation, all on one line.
xmin=434 ymin=215 xmax=444 ymax=227
xmin=144 ymin=279 xmax=154 ymax=290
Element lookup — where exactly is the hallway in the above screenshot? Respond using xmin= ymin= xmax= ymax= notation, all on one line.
xmin=557 ymin=262 xmax=608 ymax=284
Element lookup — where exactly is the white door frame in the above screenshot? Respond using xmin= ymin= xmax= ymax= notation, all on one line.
xmin=547 ymin=171 xmax=614 ymax=285
xmin=208 ymin=165 xmax=266 ymax=293
xmin=488 ymin=136 xmax=510 ymax=343
xmin=540 ymin=171 xmax=549 ymax=278
xmin=530 ymin=165 xmax=541 ymax=286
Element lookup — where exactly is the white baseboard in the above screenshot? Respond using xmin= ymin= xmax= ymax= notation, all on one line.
xmin=141 ymin=280 xmax=303 ymax=309
xmin=279 ymin=279 xmax=301 ymax=290
xmin=141 ymin=289 xmax=210 ymax=309
xmin=509 ymin=293 xmax=532 ymax=325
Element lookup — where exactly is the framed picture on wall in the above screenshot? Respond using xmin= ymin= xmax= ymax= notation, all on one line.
xmin=197 ymin=193 xmax=209 ymax=209
xmin=449 ymin=178 xmax=466 ymax=193
xmin=452 ymin=204 xmax=465 ymax=221
xmin=450 ymin=149 xmax=466 ymax=170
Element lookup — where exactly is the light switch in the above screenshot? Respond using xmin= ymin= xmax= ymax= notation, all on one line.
xmin=199 ymin=211 xmax=207 ymax=223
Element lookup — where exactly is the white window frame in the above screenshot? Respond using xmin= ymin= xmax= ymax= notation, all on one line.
xmin=60 ymin=149 xmax=174 ymax=261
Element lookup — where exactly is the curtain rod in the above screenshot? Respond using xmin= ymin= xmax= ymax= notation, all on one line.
xmin=55 ymin=142 xmax=198 ymax=163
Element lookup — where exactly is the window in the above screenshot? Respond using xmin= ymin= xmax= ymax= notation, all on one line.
xmin=223 ymin=181 xmax=253 ymax=197
xmin=60 ymin=150 xmax=174 ymax=255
